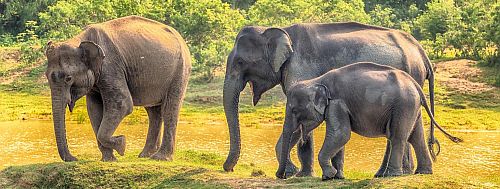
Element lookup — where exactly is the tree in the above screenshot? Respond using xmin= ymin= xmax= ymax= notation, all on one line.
xmin=223 ymin=0 xmax=257 ymax=9
xmin=38 ymin=0 xmax=167 ymax=40
xmin=247 ymin=0 xmax=370 ymax=27
xmin=445 ymin=0 xmax=493 ymax=58
xmin=0 ymin=0 xmax=56 ymax=36
xmin=369 ymin=5 xmax=396 ymax=28
xmin=165 ymin=0 xmax=246 ymax=81
xmin=415 ymin=0 xmax=461 ymax=41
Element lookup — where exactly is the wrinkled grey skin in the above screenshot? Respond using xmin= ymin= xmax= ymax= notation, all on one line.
xmin=45 ymin=16 xmax=191 ymax=162
xmin=276 ymin=62 xmax=462 ymax=180
xmin=223 ymin=22 xmax=435 ymax=176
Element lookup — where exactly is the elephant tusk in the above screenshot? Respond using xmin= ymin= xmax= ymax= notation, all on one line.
xmin=68 ymin=101 xmax=75 ymax=113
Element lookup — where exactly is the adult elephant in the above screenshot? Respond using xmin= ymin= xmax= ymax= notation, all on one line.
xmin=223 ymin=22 xmax=437 ymax=177
xmin=45 ymin=16 xmax=191 ymax=162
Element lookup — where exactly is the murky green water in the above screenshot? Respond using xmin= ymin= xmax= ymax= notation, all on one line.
xmin=0 ymin=121 xmax=498 ymax=181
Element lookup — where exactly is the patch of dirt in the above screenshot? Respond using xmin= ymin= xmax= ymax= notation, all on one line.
xmin=0 ymin=48 xmax=46 ymax=85
xmin=434 ymin=59 xmax=496 ymax=94
xmin=217 ymin=178 xmax=283 ymax=188
xmin=0 ymin=49 xmax=20 ymax=61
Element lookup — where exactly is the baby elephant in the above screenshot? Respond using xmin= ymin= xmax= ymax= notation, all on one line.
xmin=276 ymin=62 xmax=462 ymax=180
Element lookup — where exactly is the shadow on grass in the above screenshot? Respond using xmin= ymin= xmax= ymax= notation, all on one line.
xmin=437 ymin=88 xmax=500 ymax=110
xmin=153 ymin=168 xmax=230 ymax=188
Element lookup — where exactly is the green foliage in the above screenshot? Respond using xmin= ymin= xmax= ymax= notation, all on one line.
xmin=368 ymin=5 xmax=396 ymax=28
xmin=1 ymin=0 xmax=500 ymax=80
xmin=415 ymin=0 xmax=461 ymax=41
xmin=38 ymin=0 xmax=168 ymax=40
xmin=445 ymin=0 xmax=493 ymax=59
xmin=420 ymin=34 xmax=448 ymax=59
xmin=485 ymin=2 xmax=500 ymax=67
xmin=15 ymin=21 xmax=44 ymax=66
xmin=248 ymin=0 xmax=370 ymax=27
xmin=0 ymin=33 xmax=15 ymax=46
xmin=223 ymin=0 xmax=257 ymax=9
xmin=0 ymin=0 xmax=57 ymax=36
xmin=165 ymin=0 xmax=245 ymax=81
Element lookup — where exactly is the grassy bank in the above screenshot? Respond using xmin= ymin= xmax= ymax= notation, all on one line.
xmin=0 ymin=150 xmax=495 ymax=188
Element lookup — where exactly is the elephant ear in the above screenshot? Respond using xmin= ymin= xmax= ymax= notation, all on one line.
xmin=45 ymin=40 xmax=55 ymax=56
xmin=235 ymin=34 xmax=264 ymax=62
xmin=79 ymin=41 xmax=105 ymax=75
xmin=263 ymin=28 xmax=293 ymax=73
xmin=311 ymin=84 xmax=331 ymax=115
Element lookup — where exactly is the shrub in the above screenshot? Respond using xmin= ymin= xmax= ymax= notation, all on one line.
xmin=17 ymin=21 xmax=43 ymax=65
xmin=165 ymin=0 xmax=246 ymax=81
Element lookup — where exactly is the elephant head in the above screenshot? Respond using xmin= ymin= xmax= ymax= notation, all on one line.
xmin=45 ymin=40 xmax=105 ymax=161
xmin=223 ymin=27 xmax=293 ymax=171
xmin=276 ymin=83 xmax=330 ymax=178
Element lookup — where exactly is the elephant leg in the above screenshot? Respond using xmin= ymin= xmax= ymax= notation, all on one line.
xmin=409 ymin=113 xmax=433 ymax=174
xmin=374 ymin=112 xmax=413 ymax=177
xmin=139 ymin=105 xmax=162 ymax=158
xmin=96 ymin=89 xmax=133 ymax=157
xmin=319 ymin=100 xmax=351 ymax=181
xmin=331 ymin=147 xmax=345 ymax=179
xmin=87 ymin=94 xmax=116 ymax=162
xmin=296 ymin=132 xmax=314 ymax=177
xmin=151 ymin=77 xmax=188 ymax=161
xmin=275 ymin=131 xmax=301 ymax=177
xmin=403 ymin=142 xmax=415 ymax=174
xmin=375 ymin=141 xmax=392 ymax=176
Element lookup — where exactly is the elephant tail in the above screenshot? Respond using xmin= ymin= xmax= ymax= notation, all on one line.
xmin=413 ymin=78 xmax=464 ymax=144
xmin=417 ymin=43 xmax=439 ymax=160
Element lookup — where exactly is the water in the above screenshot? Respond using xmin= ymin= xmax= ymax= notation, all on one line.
xmin=0 ymin=120 xmax=499 ymax=182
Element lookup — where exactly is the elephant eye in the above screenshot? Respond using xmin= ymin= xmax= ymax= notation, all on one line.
xmin=51 ymin=71 xmax=65 ymax=81
xmin=64 ymin=75 xmax=73 ymax=83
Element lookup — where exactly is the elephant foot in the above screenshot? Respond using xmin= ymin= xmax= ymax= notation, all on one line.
xmin=402 ymin=161 xmax=414 ymax=175
xmin=138 ymin=147 xmax=157 ymax=158
xmin=295 ymin=170 xmax=314 ymax=177
xmin=403 ymin=167 xmax=413 ymax=175
xmin=150 ymin=151 xmax=173 ymax=161
xmin=334 ymin=170 xmax=345 ymax=179
xmin=114 ymin=135 xmax=126 ymax=156
xmin=61 ymin=154 xmax=78 ymax=162
xmin=321 ymin=168 xmax=337 ymax=181
xmin=284 ymin=164 xmax=299 ymax=178
xmin=101 ymin=155 xmax=117 ymax=162
xmin=415 ymin=167 xmax=433 ymax=175
xmin=374 ymin=167 xmax=403 ymax=177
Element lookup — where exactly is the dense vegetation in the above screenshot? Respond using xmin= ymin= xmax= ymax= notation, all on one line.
xmin=0 ymin=0 xmax=499 ymax=83
xmin=0 ymin=1 xmax=499 ymax=188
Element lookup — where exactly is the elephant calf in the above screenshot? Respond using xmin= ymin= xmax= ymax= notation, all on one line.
xmin=44 ymin=16 xmax=191 ymax=162
xmin=276 ymin=62 xmax=462 ymax=180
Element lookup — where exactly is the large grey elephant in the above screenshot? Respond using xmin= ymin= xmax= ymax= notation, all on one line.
xmin=44 ymin=16 xmax=191 ymax=162
xmin=223 ymin=22 xmax=438 ymax=176
xmin=275 ymin=62 xmax=462 ymax=180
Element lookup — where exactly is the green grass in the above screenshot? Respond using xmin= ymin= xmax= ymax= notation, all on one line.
xmin=0 ymin=150 xmax=494 ymax=188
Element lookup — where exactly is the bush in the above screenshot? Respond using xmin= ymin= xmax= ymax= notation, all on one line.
xmin=415 ymin=0 xmax=461 ymax=41
xmin=0 ymin=0 xmax=57 ymax=37
xmin=1 ymin=0 xmax=499 ymax=82
xmin=369 ymin=5 xmax=396 ymax=28
xmin=247 ymin=0 xmax=370 ymax=27
xmin=0 ymin=34 xmax=16 ymax=46
xmin=38 ymin=0 xmax=167 ymax=40
xmin=17 ymin=21 xmax=43 ymax=65
xmin=165 ymin=0 xmax=246 ymax=81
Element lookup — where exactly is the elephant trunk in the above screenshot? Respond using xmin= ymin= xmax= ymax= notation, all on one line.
xmin=51 ymin=87 xmax=77 ymax=162
xmin=276 ymin=114 xmax=295 ymax=179
xmin=222 ymin=74 xmax=245 ymax=171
